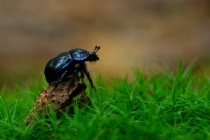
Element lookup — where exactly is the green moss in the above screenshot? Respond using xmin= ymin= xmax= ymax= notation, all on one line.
xmin=0 ymin=63 xmax=210 ymax=140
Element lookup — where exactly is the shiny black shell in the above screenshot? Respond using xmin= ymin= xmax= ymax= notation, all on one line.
xmin=44 ymin=48 xmax=91 ymax=83
xmin=44 ymin=52 xmax=73 ymax=83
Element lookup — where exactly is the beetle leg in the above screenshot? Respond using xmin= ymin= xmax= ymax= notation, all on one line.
xmin=48 ymin=70 xmax=68 ymax=96
xmin=67 ymin=69 xmax=77 ymax=92
xmin=80 ymin=69 xmax=85 ymax=82
xmin=81 ymin=66 xmax=96 ymax=91
xmin=71 ymin=69 xmax=78 ymax=84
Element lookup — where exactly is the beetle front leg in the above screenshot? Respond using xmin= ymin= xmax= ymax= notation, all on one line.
xmin=81 ymin=66 xmax=96 ymax=91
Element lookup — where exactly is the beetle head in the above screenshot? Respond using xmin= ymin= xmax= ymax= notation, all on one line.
xmin=86 ymin=46 xmax=100 ymax=62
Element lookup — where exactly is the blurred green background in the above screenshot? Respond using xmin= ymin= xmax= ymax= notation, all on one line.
xmin=0 ymin=0 xmax=210 ymax=88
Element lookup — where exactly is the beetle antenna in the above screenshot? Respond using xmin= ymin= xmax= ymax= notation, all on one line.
xmin=94 ymin=46 xmax=100 ymax=53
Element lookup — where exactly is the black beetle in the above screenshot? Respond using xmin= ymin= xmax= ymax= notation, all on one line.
xmin=44 ymin=46 xmax=100 ymax=90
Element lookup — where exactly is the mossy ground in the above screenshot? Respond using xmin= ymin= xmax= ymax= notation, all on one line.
xmin=0 ymin=62 xmax=210 ymax=139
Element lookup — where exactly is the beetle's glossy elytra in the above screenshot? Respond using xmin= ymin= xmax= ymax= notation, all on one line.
xmin=44 ymin=46 xmax=100 ymax=90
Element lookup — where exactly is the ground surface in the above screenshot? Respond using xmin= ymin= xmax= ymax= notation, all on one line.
xmin=0 ymin=63 xmax=210 ymax=139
